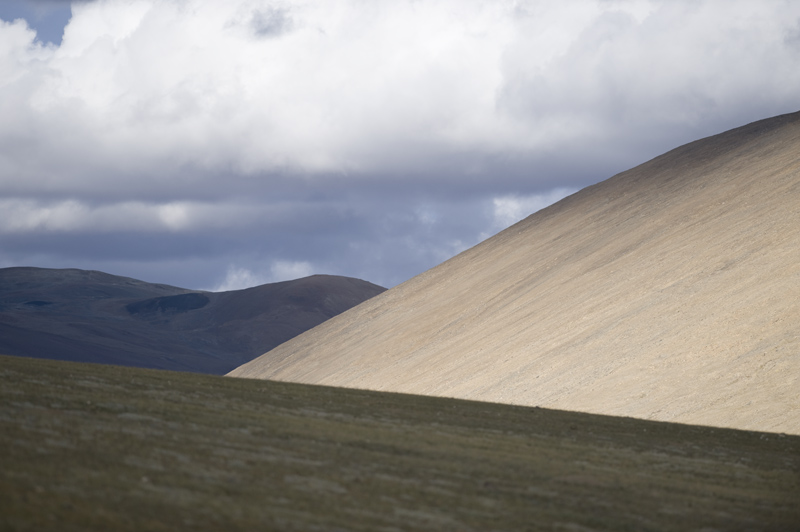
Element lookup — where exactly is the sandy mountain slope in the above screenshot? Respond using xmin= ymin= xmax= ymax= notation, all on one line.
xmin=0 ymin=268 xmax=385 ymax=374
xmin=230 ymin=112 xmax=800 ymax=434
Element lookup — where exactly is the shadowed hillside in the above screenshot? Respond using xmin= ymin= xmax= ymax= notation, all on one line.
xmin=2 ymin=355 xmax=798 ymax=531
xmin=231 ymin=111 xmax=800 ymax=434
xmin=0 ymin=268 xmax=385 ymax=374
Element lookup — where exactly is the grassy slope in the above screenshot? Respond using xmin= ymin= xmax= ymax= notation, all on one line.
xmin=1 ymin=354 xmax=798 ymax=531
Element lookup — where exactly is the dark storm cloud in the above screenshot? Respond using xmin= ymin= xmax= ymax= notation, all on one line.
xmin=1 ymin=0 xmax=799 ymax=289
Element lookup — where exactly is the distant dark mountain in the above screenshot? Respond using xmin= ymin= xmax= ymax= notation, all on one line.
xmin=0 ymin=267 xmax=385 ymax=374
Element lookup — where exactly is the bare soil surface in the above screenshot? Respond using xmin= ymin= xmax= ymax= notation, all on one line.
xmin=2 ymin=355 xmax=799 ymax=531
xmin=231 ymin=111 xmax=800 ymax=435
xmin=0 ymin=268 xmax=385 ymax=374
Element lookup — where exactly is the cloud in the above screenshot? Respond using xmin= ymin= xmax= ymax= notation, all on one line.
xmin=214 ymin=266 xmax=267 ymax=291
xmin=270 ymin=260 xmax=314 ymax=282
xmin=485 ymin=188 xmax=577 ymax=238
xmin=214 ymin=260 xmax=315 ymax=291
xmin=2 ymin=0 xmax=794 ymax=191
xmin=0 ymin=0 xmax=798 ymax=289
xmin=248 ymin=6 xmax=293 ymax=38
xmin=0 ymin=198 xmax=270 ymax=233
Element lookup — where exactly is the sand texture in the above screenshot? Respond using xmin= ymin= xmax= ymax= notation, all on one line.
xmin=230 ymin=111 xmax=800 ymax=435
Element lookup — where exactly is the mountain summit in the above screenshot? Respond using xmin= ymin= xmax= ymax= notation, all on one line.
xmin=230 ymin=111 xmax=800 ymax=434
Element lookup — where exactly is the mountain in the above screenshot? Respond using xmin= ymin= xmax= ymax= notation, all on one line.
xmin=229 ymin=111 xmax=800 ymax=435
xmin=0 ymin=267 xmax=385 ymax=374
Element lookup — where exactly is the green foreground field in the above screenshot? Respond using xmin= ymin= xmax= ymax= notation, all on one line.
xmin=1 ymin=354 xmax=798 ymax=531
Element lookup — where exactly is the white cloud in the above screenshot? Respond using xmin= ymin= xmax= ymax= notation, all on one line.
xmin=0 ymin=198 xmax=265 ymax=233
xmin=0 ymin=198 xmax=87 ymax=232
xmin=498 ymin=1 xmax=800 ymax=144
xmin=483 ymin=188 xmax=577 ymax=239
xmin=270 ymin=260 xmax=314 ymax=282
xmin=1 ymin=0 xmax=797 ymax=195
xmin=213 ymin=266 xmax=267 ymax=291
xmin=213 ymin=260 xmax=315 ymax=291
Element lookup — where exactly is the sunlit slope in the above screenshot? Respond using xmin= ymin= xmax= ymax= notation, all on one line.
xmin=230 ymin=111 xmax=800 ymax=434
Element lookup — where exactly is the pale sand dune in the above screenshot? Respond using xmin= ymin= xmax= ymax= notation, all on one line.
xmin=229 ymin=112 xmax=800 ymax=434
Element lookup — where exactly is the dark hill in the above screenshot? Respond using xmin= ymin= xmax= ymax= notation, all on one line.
xmin=0 ymin=267 xmax=385 ymax=374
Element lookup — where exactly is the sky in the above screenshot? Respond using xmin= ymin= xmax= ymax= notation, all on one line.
xmin=1 ymin=0 xmax=799 ymax=291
